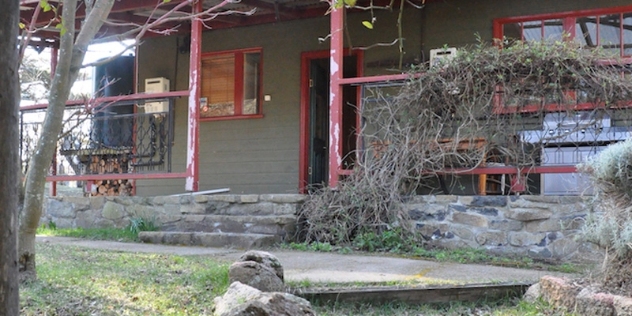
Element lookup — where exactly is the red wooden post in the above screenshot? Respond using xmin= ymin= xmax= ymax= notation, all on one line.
xmin=328 ymin=6 xmax=344 ymax=188
xmin=50 ymin=47 xmax=58 ymax=196
xmin=186 ymin=0 xmax=202 ymax=192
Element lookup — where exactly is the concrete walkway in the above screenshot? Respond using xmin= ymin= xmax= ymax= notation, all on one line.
xmin=37 ymin=236 xmax=571 ymax=285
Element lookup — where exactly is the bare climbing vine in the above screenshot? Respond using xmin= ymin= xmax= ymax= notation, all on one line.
xmin=297 ymin=40 xmax=632 ymax=247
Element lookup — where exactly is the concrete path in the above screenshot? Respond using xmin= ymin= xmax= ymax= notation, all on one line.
xmin=37 ymin=236 xmax=570 ymax=285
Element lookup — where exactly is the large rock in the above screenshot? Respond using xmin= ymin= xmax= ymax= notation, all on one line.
xmin=575 ymin=288 xmax=615 ymax=316
xmin=238 ymin=250 xmax=284 ymax=281
xmin=229 ymin=251 xmax=285 ymax=292
xmin=213 ymin=282 xmax=315 ymax=316
xmin=523 ymin=283 xmax=541 ymax=303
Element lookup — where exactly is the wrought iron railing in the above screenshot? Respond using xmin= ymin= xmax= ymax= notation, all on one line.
xmin=19 ymin=97 xmax=176 ymax=180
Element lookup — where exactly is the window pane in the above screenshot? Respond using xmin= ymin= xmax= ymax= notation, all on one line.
xmin=201 ymin=54 xmax=235 ymax=117
xmin=624 ymin=13 xmax=632 ymax=56
xmin=575 ymin=16 xmax=598 ymax=47
xmin=522 ymin=20 xmax=542 ymax=42
xmin=543 ymin=19 xmax=564 ymax=41
xmin=599 ymin=14 xmax=622 ymax=56
xmin=242 ymin=52 xmax=260 ymax=115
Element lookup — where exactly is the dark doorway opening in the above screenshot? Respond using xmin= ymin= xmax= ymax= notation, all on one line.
xmin=301 ymin=53 xmax=360 ymax=192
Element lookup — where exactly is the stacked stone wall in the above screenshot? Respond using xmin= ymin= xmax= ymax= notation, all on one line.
xmin=42 ymin=194 xmax=601 ymax=261
xmin=408 ymin=195 xmax=601 ymax=261
xmin=42 ymin=194 xmax=305 ymax=231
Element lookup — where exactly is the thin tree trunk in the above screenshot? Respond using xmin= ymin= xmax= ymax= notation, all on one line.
xmin=0 ymin=0 xmax=21 ymax=313
xmin=19 ymin=0 xmax=115 ymax=279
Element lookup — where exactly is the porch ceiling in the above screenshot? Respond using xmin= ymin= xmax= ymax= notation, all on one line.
xmin=18 ymin=0 xmax=324 ymax=47
xmin=19 ymin=0 xmax=422 ymax=47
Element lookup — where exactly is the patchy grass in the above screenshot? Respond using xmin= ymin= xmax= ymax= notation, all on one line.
xmin=20 ymin=243 xmax=230 ymax=315
xmin=283 ymin=242 xmax=584 ymax=274
xmin=21 ymin=243 xmax=573 ymax=315
xmin=312 ymin=298 xmax=577 ymax=315
xmin=37 ymin=217 xmax=159 ymax=242
xmin=37 ymin=226 xmax=141 ymax=242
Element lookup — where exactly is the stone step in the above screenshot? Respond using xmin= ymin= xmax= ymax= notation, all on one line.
xmin=138 ymin=231 xmax=280 ymax=249
xmin=157 ymin=214 xmax=296 ymax=237
xmin=181 ymin=200 xmax=298 ymax=216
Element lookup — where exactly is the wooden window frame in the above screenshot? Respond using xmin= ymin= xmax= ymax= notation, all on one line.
xmin=200 ymin=48 xmax=264 ymax=121
xmin=492 ymin=5 xmax=632 ymax=114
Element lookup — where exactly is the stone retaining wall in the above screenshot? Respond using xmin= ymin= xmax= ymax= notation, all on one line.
xmin=42 ymin=194 xmax=306 ymax=230
xmin=42 ymin=194 xmax=602 ymax=262
xmin=407 ymin=195 xmax=601 ymax=262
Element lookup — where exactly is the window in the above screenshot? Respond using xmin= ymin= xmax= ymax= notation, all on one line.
xmin=493 ymin=6 xmax=632 ymax=114
xmin=495 ymin=6 xmax=632 ymax=57
xmin=200 ymin=49 xmax=262 ymax=119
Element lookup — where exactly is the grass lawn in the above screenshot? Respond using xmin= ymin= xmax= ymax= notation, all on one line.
xmin=21 ymin=243 xmax=230 ymax=315
xmin=20 ymin=242 xmax=576 ymax=315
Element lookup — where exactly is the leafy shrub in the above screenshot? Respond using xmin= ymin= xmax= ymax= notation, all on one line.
xmin=579 ymin=139 xmax=632 ymax=257
xmin=128 ymin=217 xmax=159 ymax=234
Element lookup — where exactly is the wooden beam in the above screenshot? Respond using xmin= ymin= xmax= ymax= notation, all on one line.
xmin=328 ymin=6 xmax=344 ymax=188
xmin=294 ymin=282 xmax=532 ymax=305
xmin=186 ymin=0 xmax=201 ymax=192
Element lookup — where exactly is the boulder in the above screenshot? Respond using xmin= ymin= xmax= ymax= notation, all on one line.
xmin=229 ymin=261 xmax=285 ymax=292
xmin=238 ymin=250 xmax=284 ymax=281
xmin=213 ymin=282 xmax=315 ymax=316
xmin=523 ymin=283 xmax=541 ymax=303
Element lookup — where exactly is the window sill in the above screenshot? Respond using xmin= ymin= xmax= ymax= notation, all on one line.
xmin=200 ymin=114 xmax=264 ymax=122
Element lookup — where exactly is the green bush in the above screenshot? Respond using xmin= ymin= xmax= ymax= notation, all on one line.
xmin=127 ymin=217 xmax=159 ymax=234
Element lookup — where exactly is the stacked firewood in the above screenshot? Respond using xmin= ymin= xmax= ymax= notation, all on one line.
xmin=91 ymin=179 xmax=133 ymax=196
xmin=87 ymin=155 xmax=133 ymax=196
xmin=88 ymin=156 xmax=128 ymax=174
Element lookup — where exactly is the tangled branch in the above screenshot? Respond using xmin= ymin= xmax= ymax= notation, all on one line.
xmin=298 ymin=40 xmax=632 ymax=246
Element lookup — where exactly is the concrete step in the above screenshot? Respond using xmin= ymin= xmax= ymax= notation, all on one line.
xmin=157 ymin=214 xmax=296 ymax=237
xmin=138 ymin=231 xmax=280 ymax=249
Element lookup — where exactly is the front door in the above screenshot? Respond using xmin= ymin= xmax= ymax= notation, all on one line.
xmin=300 ymin=52 xmax=360 ymax=192
xmin=308 ymin=59 xmax=329 ymax=189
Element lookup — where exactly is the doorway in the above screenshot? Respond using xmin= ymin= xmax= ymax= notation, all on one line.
xmin=299 ymin=51 xmax=361 ymax=192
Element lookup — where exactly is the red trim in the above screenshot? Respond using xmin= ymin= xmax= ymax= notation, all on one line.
xmin=494 ymin=5 xmax=632 ymax=26
xmin=46 ymin=172 xmax=188 ymax=182
xmin=200 ymin=114 xmax=264 ymax=122
xmin=494 ymin=5 xmax=632 ymax=57
xmin=19 ymin=90 xmax=190 ymax=111
xmin=428 ymin=165 xmax=578 ymax=175
xmin=234 ymin=51 xmax=245 ymax=115
xmin=329 ymin=7 xmax=344 ymax=189
xmin=186 ymin=1 xmax=202 ymax=192
xmin=299 ymin=48 xmax=360 ymax=193
xmin=338 ymin=73 xmax=410 ymax=85
xmin=132 ymin=45 xmax=140 ymax=196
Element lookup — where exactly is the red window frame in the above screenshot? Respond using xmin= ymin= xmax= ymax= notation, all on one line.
xmin=492 ymin=5 xmax=632 ymax=114
xmin=199 ymin=47 xmax=264 ymax=121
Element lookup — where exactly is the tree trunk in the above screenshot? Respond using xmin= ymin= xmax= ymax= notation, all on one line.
xmin=0 ymin=0 xmax=21 ymax=313
xmin=19 ymin=0 xmax=115 ymax=280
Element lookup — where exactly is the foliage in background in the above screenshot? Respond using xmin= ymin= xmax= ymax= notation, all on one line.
xmin=298 ymin=40 xmax=632 ymax=249
xmin=579 ymin=139 xmax=632 ymax=293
